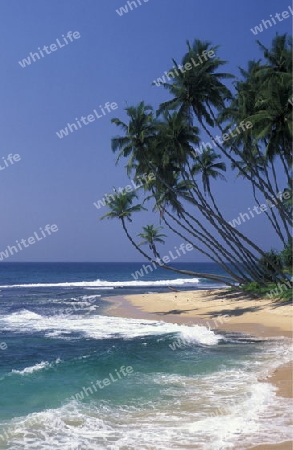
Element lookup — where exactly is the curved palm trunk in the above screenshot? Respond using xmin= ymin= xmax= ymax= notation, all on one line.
xmin=279 ymin=146 xmax=291 ymax=185
xmin=162 ymin=214 xmax=246 ymax=284
xmin=150 ymin=157 xmax=282 ymax=281
xmin=181 ymin=181 xmax=266 ymax=281
xmin=259 ymin=146 xmax=292 ymax=238
xmin=251 ymin=182 xmax=286 ymax=246
xmin=185 ymin=162 xmax=286 ymax=280
xmin=163 ymin=209 xmax=249 ymax=283
xmin=120 ymin=217 xmax=238 ymax=286
xmin=182 ymin=165 xmax=261 ymax=267
xmin=133 ymin=145 xmax=268 ymax=276
xmin=197 ymin=109 xmax=292 ymax=225
xmin=206 ymin=186 xmax=265 ymax=277
xmin=184 ymin=164 xmax=261 ymax=272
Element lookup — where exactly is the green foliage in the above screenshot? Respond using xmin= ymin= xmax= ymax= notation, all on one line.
xmin=241 ymin=281 xmax=292 ymax=301
xmin=241 ymin=281 xmax=273 ymax=295
xmin=280 ymin=239 xmax=293 ymax=270
xmin=258 ymin=249 xmax=283 ymax=282
xmin=104 ymin=34 xmax=292 ymax=286
xmin=138 ymin=225 xmax=166 ymax=247
xmin=100 ymin=191 xmax=146 ymax=222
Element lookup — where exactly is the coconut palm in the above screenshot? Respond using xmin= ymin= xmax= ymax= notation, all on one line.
xmin=107 ymin=36 xmax=290 ymax=285
xmin=191 ymin=149 xmax=226 ymax=199
xmin=100 ymin=191 xmax=238 ymax=285
xmin=154 ymin=40 xmax=286 ymax=272
xmin=256 ymin=34 xmax=292 ymax=74
xmin=138 ymin=225 xmax=166 ymax=258
xmin=248 ymin=78 xmax=292 ymax=167
xmin=155 ymin=110 xmax=200 ymax=169
xmin=158 ymin=39 xmax=233 ymax=125
xmin=111 ymin=101 xmax=156 ymax=177
xmin=100 ymin=191 xmax=147 ymax=253
xmin=220 ymin=55 xmax=292 ymax=235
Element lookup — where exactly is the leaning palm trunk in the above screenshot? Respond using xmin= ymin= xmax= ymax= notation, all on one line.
xmin=177 ymin=180 xmax=269 ymax=281
xmin=182 ymin=168 xmax=263 ymax=274
xmin=196 ymin=111 xmax=292 ymax=226
xmin=120 ymin=217 xmax=238 ymax=286
xmin=207 ymin=105 xmax=292 ymax=226
xmin=162 ymin=208 xmax=250 ymax=282
xmin=147 ymin=158 xmax=285 ymax=282
xmin=162 ymin=213 xmax=247 ymax=284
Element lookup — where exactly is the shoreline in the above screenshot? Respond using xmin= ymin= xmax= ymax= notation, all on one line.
xmin=104 ymin=289 xmax=293 ymax=450
xmin=105 ymin=288 xmax=292 ymax=338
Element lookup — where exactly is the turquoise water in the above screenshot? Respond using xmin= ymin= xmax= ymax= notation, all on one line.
xmin=0 ymin=263 xmax=292 ymax=449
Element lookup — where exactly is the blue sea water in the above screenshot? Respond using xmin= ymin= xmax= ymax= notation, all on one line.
xmin=0 ymin=263 xmax=292 ymax=449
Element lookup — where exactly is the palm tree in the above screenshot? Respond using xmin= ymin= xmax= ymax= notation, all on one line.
xmin=138 ymin=225 xmax=166 ymax=258
xmin=247 ymin=78 xmax=292 ymax=169
xmin=100 ymin=191 xmax=238 ymax=286
xmin=155 ymin=110 xmax=200 ymax=168
xmin=100 ymin=190 xmax=148 ymax=256
xmin=191 ymin=149 xmax=226 ymax=205
xmin=229 ymin=146 xmax=287 ymax=245
xmin=110 ymin=110 xmax=282 ymax=283
xmin=108 ymin=37 xmax=290 ymax=284
xmin=157 ymin=39 xmax=233 ymax=124
xmin=256 ymin=34 xmax=292 ymax=74
xmin=111 ymin=101 xmax=156 ymax=176
xmin=220 ymin=53 xmax=292 ymax=238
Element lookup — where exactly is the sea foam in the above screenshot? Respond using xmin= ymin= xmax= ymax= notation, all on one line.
xmin=0 ymin=277 xmax=200 ymax=289
xmin=0 ymin=310 xmax=220 ymax=345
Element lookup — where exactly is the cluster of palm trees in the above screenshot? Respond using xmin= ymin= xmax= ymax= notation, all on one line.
xmin=101 ymin=34 xmax=292 ymax=287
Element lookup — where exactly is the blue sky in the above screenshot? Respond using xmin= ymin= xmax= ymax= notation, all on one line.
xmin=0 ymin=0 xmax=291 ymax=262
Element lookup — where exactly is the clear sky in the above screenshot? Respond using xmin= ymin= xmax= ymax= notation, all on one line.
xmin=0 ymin=0 xmax=291 ymax=262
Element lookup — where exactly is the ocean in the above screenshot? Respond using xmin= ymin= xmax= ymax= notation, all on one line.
xmin=0 ymin=262 xmax=292 ymax=450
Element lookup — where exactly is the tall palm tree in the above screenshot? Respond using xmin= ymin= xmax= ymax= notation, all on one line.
xmin=220 ymin=55 xmax=292 ymax=236
xmin=155 ymin=110 xmax=200 ymax=169
xmin=256 ymin=34 xmax=292 ymax=74
xmin=111 ymin=101 xmax=156 ymax=176
xmin=110 ymin=106 xmax=283 ymax=283
xmin=158 ymin=39 xmax=233 ymax=125
xmin=100 ymin=191 xmax=147 ymax=255
xmin=108 ymin=36 xmax=290 ymax=283
xmin=154 ymin=40 xmax=287 ymax=273
xmin=100 ymin=191 xmax=238 ymax=285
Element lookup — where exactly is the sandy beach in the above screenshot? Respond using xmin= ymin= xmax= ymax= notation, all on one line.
xmin=106 ymin=288 xmax=293 ymax=450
